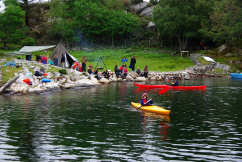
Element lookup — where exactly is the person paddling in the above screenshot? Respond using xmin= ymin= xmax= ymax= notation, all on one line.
xmin=169 ymin=77 xmax=179 ymax=86
xmin=140 ymin=92 xmax=153 ymax=106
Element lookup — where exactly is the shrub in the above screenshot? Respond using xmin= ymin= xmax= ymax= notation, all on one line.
xmin=59 ymin=69 xmax=67 ymax=75
xmin=21 ymin=37 xmax=35 ymax=46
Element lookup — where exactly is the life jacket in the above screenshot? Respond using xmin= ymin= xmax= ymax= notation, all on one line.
xmin=124 ymin=68 xmax=128 ymax=73
xmin=140 ymin=98 xmax=147 ymax=105
xmin=72 ymin=62 xmax=79 ymax=69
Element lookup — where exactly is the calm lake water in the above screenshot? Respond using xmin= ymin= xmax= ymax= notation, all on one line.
xmin=0 ymin=79 xmax=241 ymax=161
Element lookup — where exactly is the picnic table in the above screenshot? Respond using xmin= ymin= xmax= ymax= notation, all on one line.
xmin=180 ymin=51 xmax=190 ymax=57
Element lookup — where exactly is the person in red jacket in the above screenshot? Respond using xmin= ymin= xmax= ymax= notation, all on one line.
xmin=121 ymin=64 xmax=128 ymax=79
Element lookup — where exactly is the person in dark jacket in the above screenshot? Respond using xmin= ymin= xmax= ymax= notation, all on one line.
xmin=53 ymin=55 xmax=58 ymax=66
xmin=114 ymin=65 xmax=121 ymax=78
xmin=36 ymin=55 xmax=41 ymax=62
xmin=143 ymin=65 xmax=149 ymax=78
xmin=129 ymin=56 xmax=136 ymax=71
xmin=88 ymin=65 xmax=93 ymax=74
xmin=82 ymin=56 xmax=87 ymax=72
xmin=136 ymin=66 xmax=141 ymax=76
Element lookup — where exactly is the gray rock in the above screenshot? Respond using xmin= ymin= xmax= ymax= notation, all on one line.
xmin=140 ymin=6 xmax=154 ymax=17
xmin=214 ymin=63 xmax=230 ymax=72
xmin=218 ymin=44 xmax=227 ymax=53
xmin=99 ymin=78 xmax=111 ymax=84
xmin=136 ymin=77 xmax=146 ymax=82
xmin=225 ymin=53 xmax=232 ymax=57
xmin=130 ymin=2 xmax=148 ymax=13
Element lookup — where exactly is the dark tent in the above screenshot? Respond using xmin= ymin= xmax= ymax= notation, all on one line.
xmin=50 ymin=43 xmax=77 ymax=68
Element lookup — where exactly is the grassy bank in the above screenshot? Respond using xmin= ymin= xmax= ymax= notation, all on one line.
xmin=1 ymin=48 xmax=194 ymax=72
xmin=0 ymin=64 xmax=23 ymax=84
xmin=70 ymin=48 xmax=194 ymax=72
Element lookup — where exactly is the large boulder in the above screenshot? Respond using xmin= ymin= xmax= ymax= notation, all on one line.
xmin=99 ymin=78 xmax=111 ymax=84
xmin=214 ymin=63 xmax=231 ymax=73
xmin=140 ymin=6 xmax=154 ymax=17
xmin=129 ymin=2 xmax=149 ymax=13
xmin=126 ymin=75 xmax=134 ymax=81
xmin=182 ymin=72 xmax=191 ymax=80
xmin=218 ymin=44 xmax=227 ymax=53
xmin=135 ymin=77 xmax=146 ymax=82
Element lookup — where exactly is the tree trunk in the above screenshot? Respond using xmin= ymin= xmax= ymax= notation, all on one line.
xmin=112 ymin=32 xmax=114 ymax=47
xmin=24 ymin=0 xmax=29 ymax=26
xmin=178 ymin=35 xmax=188 ymax=51
xmin=3 ymin=42 xmax=7 ymax=49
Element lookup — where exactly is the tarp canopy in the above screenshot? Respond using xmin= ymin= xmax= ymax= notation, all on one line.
xmin=7 ymin=45 xmax=56 ymax=55
xmin=19 ymin=45 xmax=56 ymax=53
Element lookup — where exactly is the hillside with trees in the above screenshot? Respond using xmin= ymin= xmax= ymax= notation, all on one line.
xmin=0 ymin=0 xmax=241 ymax=67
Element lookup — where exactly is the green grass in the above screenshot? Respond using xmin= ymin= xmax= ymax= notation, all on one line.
xmin=0 ymin=48 xmax=194 ymax=72
xmin=1 ymin=66 xmax=23 ymax=84
xmin=69 ymin=48 xmax=194 ymax=72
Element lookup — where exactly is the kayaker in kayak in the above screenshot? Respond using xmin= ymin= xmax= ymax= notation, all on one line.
xmin=169 ymin=78 xmax=179 ymax=86
xmin=140 ymin=92 xmax=153 ymax=106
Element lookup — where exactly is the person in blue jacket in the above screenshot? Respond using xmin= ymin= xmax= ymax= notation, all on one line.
xmin=121 ymin=56 xmax=128 ymax=65
xmin=140 ymin=92 xmax=153 ymax=106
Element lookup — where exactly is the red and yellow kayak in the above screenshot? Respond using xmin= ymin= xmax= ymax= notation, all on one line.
xmin=131 ymin=102 xmax=171 ymax=115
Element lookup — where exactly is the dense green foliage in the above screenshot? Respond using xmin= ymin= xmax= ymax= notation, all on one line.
xmin=49 ymin=0 xmax=141 ymax=46
xmin=153 ymin=0 xmax=213 ymax=50
xmin=153 ymin=0 xmax=242 ymax=49
xmin=204 ymin=0 xmax=242 ymax=45
xmin=0 ymin=0 xmax=26 ymax=49
xmin=0 ymin=0 xmax=241 ymax=50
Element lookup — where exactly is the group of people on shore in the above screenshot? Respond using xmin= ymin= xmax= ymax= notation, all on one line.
xmin=71 ymin=56 xmax=87 ymax=72
xmin=28 ymin=54 xmax=150 ymax=80
xmin=70 ymin=55 xmax=150 ymax=80
xmin=114 ymin=56 xmax=149 ymax=79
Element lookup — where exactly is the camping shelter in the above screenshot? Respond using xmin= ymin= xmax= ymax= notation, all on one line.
xmin=7 ymin=45 xmax=56 ymax=61
xmin=9 ymin=45 xmax=56 ymax=55
xmin=50 ymin=43 xmax=77 ymax=68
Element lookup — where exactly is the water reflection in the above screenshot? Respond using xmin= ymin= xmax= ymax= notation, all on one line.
xmin=0 ymin=79 xmax=241 ymax=161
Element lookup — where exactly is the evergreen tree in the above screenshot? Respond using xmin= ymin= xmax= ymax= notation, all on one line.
xmin=153 ymin=0 xmax=212 ymax=50
xmin=0 ymin=0 xmax=25 ymax=48
xmin=204 ymin=0 xmax=242 ymax=45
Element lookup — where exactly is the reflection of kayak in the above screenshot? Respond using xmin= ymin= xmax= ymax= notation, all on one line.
xmin=170 ymin=85 xmax=206 ymax=90
xmin=230 ymin=73 xmax=242 ymax=79
xmin=134 ymin=83 xmax=206 ymax=91
xmin=131 ymin=102 xmax=170 ymax=115
xmin=142 ymin=112 xmax=170 ymax=122
xmin=134 ymin=83 xmax=168 ymax=89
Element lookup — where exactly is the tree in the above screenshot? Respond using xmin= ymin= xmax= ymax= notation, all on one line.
xmin=153 ymin=0 xmax=212 ymax=50
xmin=72 ymin=1 xmax=140 ymax=45
xmin=4 ymin=0 xmax=34 ymax=26
xmin=49 ymin=0 xmax=141 ymax=46
xmin=48 ymin=0 xmax=75 ymax=43
xmin=0 ymin=0 xmax=25 ymax=48
xmin=203 ymin=0 xmax=242 ymax=45
xmin=150 ymin=0 xmax=159 ymax=5
xmin=18 ymin=0 xmax=34 ymax=26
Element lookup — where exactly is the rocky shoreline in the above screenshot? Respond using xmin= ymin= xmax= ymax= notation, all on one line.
xmin=0 ymin=58 xmax=231 ymax=95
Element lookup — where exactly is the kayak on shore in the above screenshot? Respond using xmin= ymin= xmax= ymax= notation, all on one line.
xmin=131 ymin=102 xmax=171 ymax=115
xmin=230 ymin=73 xmax=242 ymax=79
